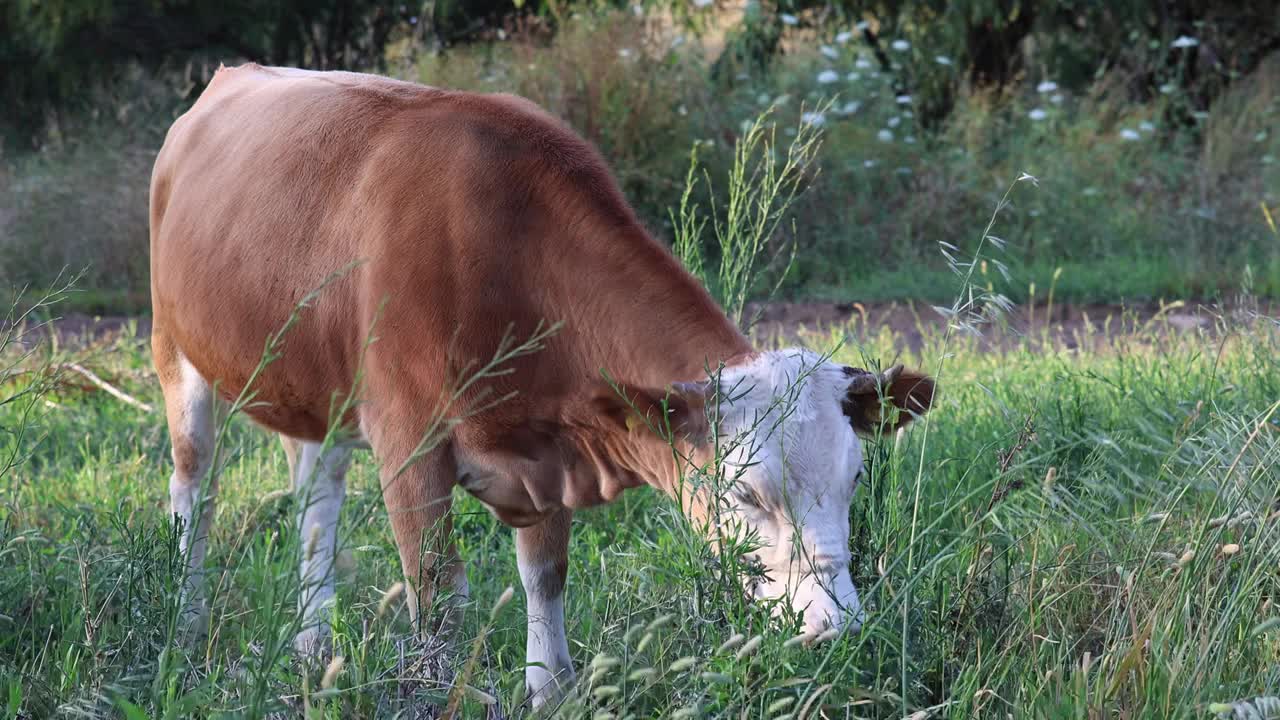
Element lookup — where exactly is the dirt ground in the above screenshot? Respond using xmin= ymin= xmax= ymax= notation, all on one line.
xmin=13 ymin=299 xmax=1279 ymax=355
xmin=745 ymin=299 xmax=1279 ymax=352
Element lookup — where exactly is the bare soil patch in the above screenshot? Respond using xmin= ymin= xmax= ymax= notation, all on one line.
xmin=746 ymin=299 xmax=1277 ymax=352
xmin=10 ymin=299 xmax=1278 ymax=354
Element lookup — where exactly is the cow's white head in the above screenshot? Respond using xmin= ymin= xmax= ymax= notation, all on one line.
xmin=596 ymin=348 xmax=936 ymax=637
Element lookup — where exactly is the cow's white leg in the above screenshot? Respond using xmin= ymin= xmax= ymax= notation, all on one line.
xmin=292 ymin=440 xmax=352 ymax=657
xmin=158 ymin=352 xmax=219 ymax=637
xmin=517 ymin=508 xmax=574 ymax=707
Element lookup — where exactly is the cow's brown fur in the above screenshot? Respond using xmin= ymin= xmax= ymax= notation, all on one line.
xmin=150 ymin=65 xmax=753 ymax=629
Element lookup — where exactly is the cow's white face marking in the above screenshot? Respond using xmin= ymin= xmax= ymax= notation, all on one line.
xmin=696 ymin=349 xmax=867 ymax=636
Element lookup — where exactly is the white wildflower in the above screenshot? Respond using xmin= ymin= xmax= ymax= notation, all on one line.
xmin=863 ymin=159 xmax=878 ymax=168
xmin=877 ymin=128 xmax=894 ymax=142
xmin=836 ymin=31 xmax=853 ymax=44
xmin=800 ymin=111 xmax=826 ymax=127
xmin=887 ymin=115 xmax=901 ymax=128
xmin=1036 ymin=80 xmax=1059 ymax=94
xmin=854 ymin=57 xmax=873 ymax=69
xmin=1050 ymin=93 xmax=1064 ymax=104
xmin=1139 ymin=121 xmax=1155 ymax=132
xmin=1120 ymin=128 xmax=1141 ymax=141
xmin=1171 ymin=35 xmax=1199 ymax=49
xmin=935 ymin=55 xmax=952 ymax=66
xmin=840 ymin=100 xmax=861 ymax=114
xmin=891 ymin=39 xmax=910 ymax=51
xmin=821 ymin=45 xmax=839 ymax=59
xmin=846 ymin=71 xmax=860 ymax=81
xmin=1159 ymin=82 xmax=1177 ymax=95
xmin=1028 ymin=108 xmax=1048 ymax=121
xmin=816 ymin=70 xmax=839 ymax=84
xmin=779 ymin=13 xmax=798 ymax=25
xmin=618 ymin=48 xmax=634 ymax=59
xmin=904 ymin=135 xmax=916 ymax=144
xmin=896 ymin=94 xmax=912 ymax=104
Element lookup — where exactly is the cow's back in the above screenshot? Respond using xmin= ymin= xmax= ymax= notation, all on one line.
xmin=150 ymin=64 xmax=483 ymax=438
xmin=150 ymin=64 xmax=746 ymax=449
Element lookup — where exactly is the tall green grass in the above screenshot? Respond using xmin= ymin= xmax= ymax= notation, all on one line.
xmin=4 ymin=156 xmax=1280 ymax=716
xmin=2 ymin=294 xmax=1278 ymax=718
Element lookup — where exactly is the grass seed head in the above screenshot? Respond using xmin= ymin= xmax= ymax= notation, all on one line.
xmin=766 ymin=697 xmax=795 ymax=713
xmin=783 ymin=632 xmax=808 ymax=648
xmin=321 ymin=655 xmax=345 ymax=689
xmin=636 ymin=630 xmax=655 ymax=653
xmin=735 ymin=634 xmax=763 ymax=660
xmin=464 ymin=685 xmax=497 ymax=705
xmin=627 ymin=667 xmax=657 ymax=682
xmin=646 ymin=613 xmax=676 ymax=633
xmin=811 ymin=627 xmax=840 ymax=646
xmin=306 ymin=524 xmax=321 ymax=561
xmin=591 ymin=653 xmax=621 ymax=671
xmin=668 ymin=656 xmax=697 ymax=673
xmin=490 ymin=585 xmax=515 ymax=619
xmin=592 ymin=684 xmax=622 ymax=701
xmin=716 ymin=633 xmax=746 ymax=654
xmin=377 ymin=581 xmax=405 ymax=618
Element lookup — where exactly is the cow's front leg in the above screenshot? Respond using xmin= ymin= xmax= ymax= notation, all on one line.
xmin=517 ymin=507 xmax=574 ymax=707
xmin=377 ymin=447 xmax=469 ymax=645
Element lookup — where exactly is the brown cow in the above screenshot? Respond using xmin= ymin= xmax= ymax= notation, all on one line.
xmin=149 ymin=63 xmax=935 ymax=705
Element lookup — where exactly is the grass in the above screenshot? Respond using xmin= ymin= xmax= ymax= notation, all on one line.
xmin=2 ymin=13 xmax=1280 ymax=718
xmin=2 ymin=286 xmax=1280 ymax=717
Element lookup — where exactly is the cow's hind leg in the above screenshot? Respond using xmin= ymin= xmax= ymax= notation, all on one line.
xmin=518 ymin=508 xmax=575 ymax=708
xmin=154 ymin=333 xmax=219 ymax=638
xmin=292 ymin=439 xmax=352 ymax=657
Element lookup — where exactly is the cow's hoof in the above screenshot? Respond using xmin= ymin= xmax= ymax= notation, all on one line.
xmin=526 ymin=668 xmax=574 ymax=710
xmin=294 ymin=626 xmax=332 ymax=664
xmin=177 ymin=603 xmax=210 ymax=645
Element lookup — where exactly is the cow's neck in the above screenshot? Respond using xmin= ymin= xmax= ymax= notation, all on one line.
xmin=552 ymin=219 xmax=753 ymax=515
xmin=551 ymin=221 xmax=755 ymax=386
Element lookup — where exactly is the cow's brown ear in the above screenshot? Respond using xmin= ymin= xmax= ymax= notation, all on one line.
xmin=841 ymin=364 xmax=936 ymax=435
xmin=589 ymin=379 xmax=709 ymax=445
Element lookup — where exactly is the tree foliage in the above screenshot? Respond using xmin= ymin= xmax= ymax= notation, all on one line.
xmin=0 ymin=0 xmax=536 ymax=144
xmin=768 ymin=0 xmax=1280 ymax=128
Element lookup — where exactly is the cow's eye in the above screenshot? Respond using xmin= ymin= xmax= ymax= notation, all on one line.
xmin=732 ymin=485 xmax=763 ymax=509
